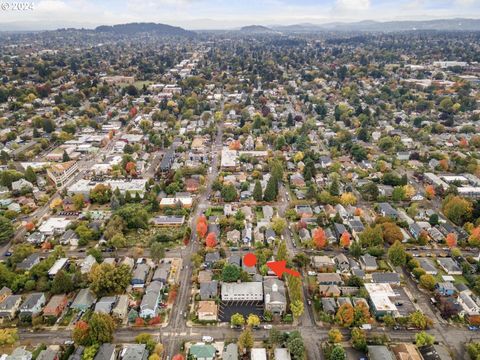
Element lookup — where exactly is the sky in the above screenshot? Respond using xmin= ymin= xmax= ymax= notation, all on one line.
xmin=0 ymin=0 xmax=480 ymax=30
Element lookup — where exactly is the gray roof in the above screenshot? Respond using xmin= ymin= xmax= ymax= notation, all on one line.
xmin=20 ymin=293 xmax=44 ymax=312
xmin=0 ymin=295 xmax=22 ymax=312
xmin=7 ymin=348 xmax=33 ymax=360
xmin=17 ymin=253 xmax=42 ymax=271
xmin=361 ymin=254 xmax=378 ymax=268
xmin=263 ymin=278 xmax=286 ymax=304
xmin=371 ymin=272 xmax=400 ymax=284
xmin=321 ymin=298 xmax=336 ymax=313
xmin=200 ymin=281 xmax=218 ymax=300
xmin=132 ymin=263 xmax=150 ymax=282
xmin=94 ymin=344 xmax=115 ymax=360
xmin=122 ymin=344 xmax=148 ymax=360
xmin=37 ymin=349 xmax=58 ymax=360
xmin=378 ymin=202 xmax=398 ymax=216
xmin=223 ymin=344 xmax=238 ymax=360
xmin=205 ymin=251 xmax=220 ymax=264
xmin=94 ymin=296 xmax=117 ymax=314
xmin=437 ymin=258 xmax=461 ymax=273
xmin=152 ymin=263 xmax=170 ymax=282
xmin=72 ymin=288 xmax=96 ymax=309
xmin=367 ymin=345 xmax=395 ymax=360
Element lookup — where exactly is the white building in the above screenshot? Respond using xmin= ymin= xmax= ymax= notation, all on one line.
xmin=221 ymin=282 xmax=263 ymax=301
xmin=47 ymin=161 xmax=79 ymax=188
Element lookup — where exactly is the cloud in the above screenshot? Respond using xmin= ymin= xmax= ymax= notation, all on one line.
xmin=335 ymin=0 xmax=371 ymax=10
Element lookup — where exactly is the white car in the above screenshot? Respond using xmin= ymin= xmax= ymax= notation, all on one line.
xmin=202 ymin=336 xmax=214 ymax=343
xmin=307 ymin=271 xmax=316 ymax=276
xmin=263 ymin=325 xmax=273 ymax=330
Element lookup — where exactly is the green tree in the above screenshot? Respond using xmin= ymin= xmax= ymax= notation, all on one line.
xmin=329 ymin=178 xmax=340 ymax=196
xmin=0 ymin=328 xmax=18 ymax=346
xmin=276 ymin=241 xmax=288 ymax=262
xmin=287 ymin=332 xmax=305 ymax=360
xmin=222 ymin=264 xmax=241 ymax=282
xmin=351 ymin=328 xmax=367 ymax=351
xmin=24 ymin=166 xmax=37 ymax=184
xmin=150 ymin=242 xmax=165 ymax=262
xmin=253 ymin=180 xmax=263 ymax=202
xmin=116 ymin=204 xmax=150 ymax=229
xmin=415 ymin=331 xmax=435 ymax=346
xmin=388 ymin=241 xmax=407 ymax=266
xmin=237 ymin=328 xmax=254 ymax=353
xmin=89 ymin=184 xmax=112 ymax=204
xmin=329 ymin=345 xmax=346 ymax=360
xmin=0 ymin=216 xmax=14 ymax=244
xmin=231 ymin=313 xmax=245 ymax=327
xmin=221 ymin=184 xmax=237 ymax=202
xmin=88 ymin=313 xmax=115 ymax=344
xmin=420 ymin=274 xmax=436 ymax=291
xmin=442 ymin=195 xmax=473 ymax=225
xmin=408 ymin=311 xmax=432 ymax=330
xmin=328 ymin=328 xmax=343 ymax=343
xmin=271 ymin=217 xmax=286 ymax=236
xmin=359 ymin=225 xmax=383 ymax=248
xmin=135 ymin=333 xmax=156 ymax=353
xmin=263 ymin=176 xmax=278 ymax=202
xmin=247 ymin=314 xmax=260 ymax=327
xmin=290 ymin=299 xmax=304 ymax=319
xmin=89 ymin=263 xmax=132 ymax=296
xmin=51 ymin=270 xmax=74 ymax=294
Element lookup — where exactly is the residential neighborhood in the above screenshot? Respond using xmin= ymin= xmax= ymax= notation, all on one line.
xmin=1 ymin=10 xmax=480 ymax=360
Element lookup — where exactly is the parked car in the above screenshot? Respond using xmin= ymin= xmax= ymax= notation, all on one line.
xmin=263 ymin=325 xmax=272 ymax=329
xmin=202 ymin=336 xmax=214 ymax=343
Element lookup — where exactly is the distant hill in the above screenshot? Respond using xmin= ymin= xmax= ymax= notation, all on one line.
xmin=272 ymin=18 xmax=480 ymax=32
xmin=239 ymin=25 xmax=276 ymax=33
xmin=95 ymin=22 xmax=195 ymax=36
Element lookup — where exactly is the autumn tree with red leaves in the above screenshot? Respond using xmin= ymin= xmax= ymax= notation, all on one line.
xmin=340 ymin=231 xmax=351 ymax=248
xmin=313 ymin=228 xmax=327 ymax=249
xmin=206 ymin=232 xmax=217 ymax=248
xmin=446 ymin=233 xmax=457 ymax=248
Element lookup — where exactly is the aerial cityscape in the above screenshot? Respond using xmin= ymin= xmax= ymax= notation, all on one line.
xmin=0 ymin=1 xmax=480 ymax=360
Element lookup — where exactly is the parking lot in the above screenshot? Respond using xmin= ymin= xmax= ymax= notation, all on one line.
xmin=219 ymin=300 xmax=264 ymax=322
xmin=393 ymin=287 xmax=416 ymax=317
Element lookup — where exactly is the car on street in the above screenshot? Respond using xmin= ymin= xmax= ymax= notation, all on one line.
xmin=202 ymin=336 xmax=214 ymax=343
xmin=263 ymin=325 xmax=272 ymax=329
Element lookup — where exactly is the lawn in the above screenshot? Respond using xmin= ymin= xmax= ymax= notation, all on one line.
xmin=120 ymin=80 xmax=153 ymax=89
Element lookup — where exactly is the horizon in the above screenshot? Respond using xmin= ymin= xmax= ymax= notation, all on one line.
xmin=0 ymin=0 xmax=480 ymax=31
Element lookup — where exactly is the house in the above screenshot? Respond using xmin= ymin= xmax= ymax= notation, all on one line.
xmin=360 ymin=254 xmax=378 ymax=271
xmin=437 ymin=258 xmax=462 ymax=275
xmin=112 ymin=295 xmax=129 ymax=320
xmin=11 ymin=179 xmax=33 ymax=192
xmin=197 ymin=300 xmax=218 ymax=321
xmin=121 ymin=344 xmax=149 ymax=360
xmin=321 ymin=298 xmax=337 ymax=314
xmin=223 ymin=344 xmax=238 ymax=360
xmin=68 ymin=346 xmax=85 ymax=360
xmin=16 ymin=253 xmax=42 ymax=271
xmin=337 ymin=297 xmax=352 ymax=307
xmin=37 ymin=349 xmax=58 ymax=360
xmin=94 ymin=344 xmax=116 ymax=360
xmin=19 ymin=293 xmax=45 ymax=317
xmin=418 ymin=344 xmax=453 ymax=360
xmin=371 ymin=272 xmax=401 ymax=286
xmin=274 ymin=349 xmax=291 ymax=360
xmin=334 ymin=254 xmax=350 ymax=273
xmin=151 ymin=216 xmax=185 ymax=227
xmin=298 ymin=228 xmax=311 ymax=242
xmin=204 ymin=252 xmax=220 ymax=268
xmin=200 ymin=281 xmax=218 ymax=300
xmin=71 ymin=288 xmax=96 ymax=311
xmin=227 ymin=229 xmax=241 ymax=243
xmin=0 ymin=295 xmax=22 ymax=320
xmin=7 ymin=348 xmax=33 ymax=360
xmin=152 ymin=263 xmax=171 ymax=284
xmin=47 ymin=161 xmax=79 ymax=187
xmin=333 ymin=223 xmax=347 ymax=240
xmin=458 ymin=292 xmax=480 ymax=316
xmin=265 ymin=228 xmax=276 ymax=244
xmin=378 ymin=203 xmax=398 ymax=219
xmin=221 ymin=282 xmax=263 ymax=301
xmin=318 ymin=285 xmax=341 ymax=297
xmin=418 ymin=258 xmax=438 ymax=275
xmin=131 ymin=263 xmax=150 ymax=286
xmin=409 ymin=223 xmax=424 ymax=240
xmin=251 ymin=349 xmax=267 ymax=360
xmin=189 ymin=344 xmax=216 ymax=360
xmin=311 ymin=256 xmax=335 ymax=272
xmin=198 ymin=270 xmax=213 ymax=284
xmin=365 ymin=283 xmax=399 ymax=318
xmin=43 ymin=295 xmax=68 ymax=318
xmin=436 ymin=282 xmax=456 ymax=297
xmin=367 ymin=345 xmax=395 ymax=360
xmin=0 ymin=287 xmax=12 ymax=303
xmin=60 ymin=229 xmax=79 ymax=246
xmin=264 ymin=278 xmax=287 ymax=315
xmin=316 ymin=273 xmax=343 ymax=285
xmin=140 ymin=281 xmax=162 ymax=319
xmin=95 ymin=296 xmax=117 ymax=314
xmin=262 ymin=205 xmax=274 ymax=221
xmin=48 ymin=258 xmax=69 ymax=278
xmin=185 ymin=178 xmax=200 ymax=192
xmin=27 ymin=232 xmax=46 ymax=245
xmin=80 ymin=255 xmax=97 ymax=275
xmin=38 ymin=217 xmax=71 ymax=236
